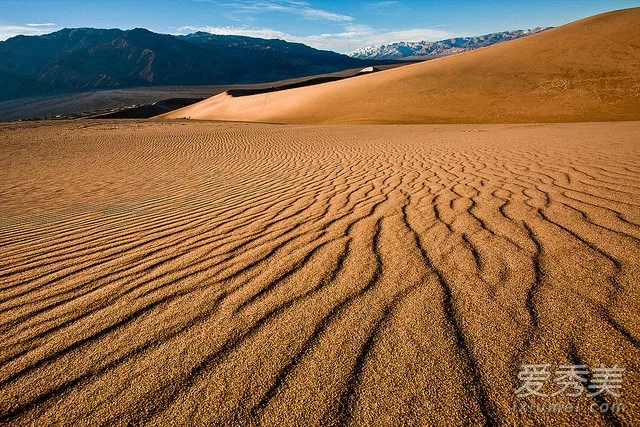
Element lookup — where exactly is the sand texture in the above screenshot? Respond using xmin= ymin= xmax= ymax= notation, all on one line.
xmin=1 ymin=120 xmax=639 ymax=425
xmin=161 ymin=8 xmax=640 ymax=124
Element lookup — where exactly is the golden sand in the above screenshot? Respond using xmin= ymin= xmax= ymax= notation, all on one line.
xmin=1 ymin=120 xmax=639 ymax=425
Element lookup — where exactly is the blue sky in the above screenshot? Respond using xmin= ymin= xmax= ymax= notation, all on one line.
xmin=1 ymin=0 xmax=639 ymax=52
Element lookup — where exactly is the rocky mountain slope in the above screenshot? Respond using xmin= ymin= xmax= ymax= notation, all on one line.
xmin=0 ymin=28 xmax=376 ymax=100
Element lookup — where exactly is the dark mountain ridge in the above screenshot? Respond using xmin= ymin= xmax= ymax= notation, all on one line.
xmin=0 ymin=28 xmax=379 ymax=100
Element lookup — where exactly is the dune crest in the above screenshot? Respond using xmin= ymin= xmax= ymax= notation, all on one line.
xmin=161 ymin=8 xmax=640 ymax=124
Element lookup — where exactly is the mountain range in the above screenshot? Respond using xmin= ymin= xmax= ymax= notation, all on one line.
xmin=348 ymin=28 xmax=551 ymax=60
xmin=0 ymin=26 xmax=554 ymax=102
xmin=0 ymin=28 xmax=375 ymax=101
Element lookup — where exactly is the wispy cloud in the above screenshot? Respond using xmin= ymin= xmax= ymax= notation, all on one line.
xmin=369 ymin=1 xmax=400 ymax=7
xmin=177 ymin=24 xmax=455 ymax=53
xmin=201 ymin=0 xmax=354 ymax=22
xmin=179 ymin=25 xmax=290 ymax=40
xmin=0 ymin=23 xmax=57 ymax=41
xmin=184 ymin=0 xmax=455 ymax=51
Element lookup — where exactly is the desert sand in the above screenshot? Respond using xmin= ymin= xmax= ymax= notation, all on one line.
xmin=0 ymin=64 xmax=409 ymax=122
xmin=161 ymin=8 xmax=640 ymax=124
xmin=1 ymin=120 xmax=639 ymax=425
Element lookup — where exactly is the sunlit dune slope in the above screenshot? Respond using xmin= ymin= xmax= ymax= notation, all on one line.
xmin=161 ymin=8 xmax=640 ymax=124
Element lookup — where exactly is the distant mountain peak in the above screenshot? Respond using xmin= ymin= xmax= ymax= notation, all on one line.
xmin=348 ymin=28 xmax=552 ymax=60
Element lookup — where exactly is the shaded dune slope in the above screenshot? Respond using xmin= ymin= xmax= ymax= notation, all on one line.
xmin=161 ymin=8 xmax=640 ymax=124
xmin=1 ymin=121 xmax=639 ymax=425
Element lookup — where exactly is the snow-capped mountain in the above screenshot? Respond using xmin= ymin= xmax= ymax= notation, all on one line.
xmin=349 ymin=28 xmax=552 ymax=60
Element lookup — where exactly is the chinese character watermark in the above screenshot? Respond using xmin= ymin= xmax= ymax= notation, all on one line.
xmin=513 ymin=363 xmax=625 ymax=414
xmin=515 ymin=364 xmax=552 ymax=397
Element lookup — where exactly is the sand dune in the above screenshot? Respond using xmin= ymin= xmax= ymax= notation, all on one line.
xmin=0 ymin=64 xmax=410 ymax=122
xmin=1 ymin=120 xmax=639 ymax=425
xmin=161 ymin=8 xmax=640 ymax=124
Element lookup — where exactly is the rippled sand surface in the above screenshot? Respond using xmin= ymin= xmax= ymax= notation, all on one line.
xmin=1 ymin=120 xmax=639 ymax=425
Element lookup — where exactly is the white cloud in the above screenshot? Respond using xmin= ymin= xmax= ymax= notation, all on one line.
xmin=177 ymin=24 xmax=455 ymax=53
xmin=369 ymin=1 xmax=400 ymax=7
xmin=183 ymin=1 xmax=455 ymax=52
xmin=297 ymin=8 xmax=353 ymax=22
xmin=0 ymin=24 xmax=57 ymax=41
xmin=202 ymin=0 xmax=354 ymax=22
xmin=179 ymin=25 xmax=290 ymax=40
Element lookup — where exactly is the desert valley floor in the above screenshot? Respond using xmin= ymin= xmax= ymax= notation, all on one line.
xmin=1 ymin=120 xmax=639 ymax=426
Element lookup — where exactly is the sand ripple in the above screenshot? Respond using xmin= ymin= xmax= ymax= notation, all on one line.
xmin=0 ymin=120 xmax=639 ymax=426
